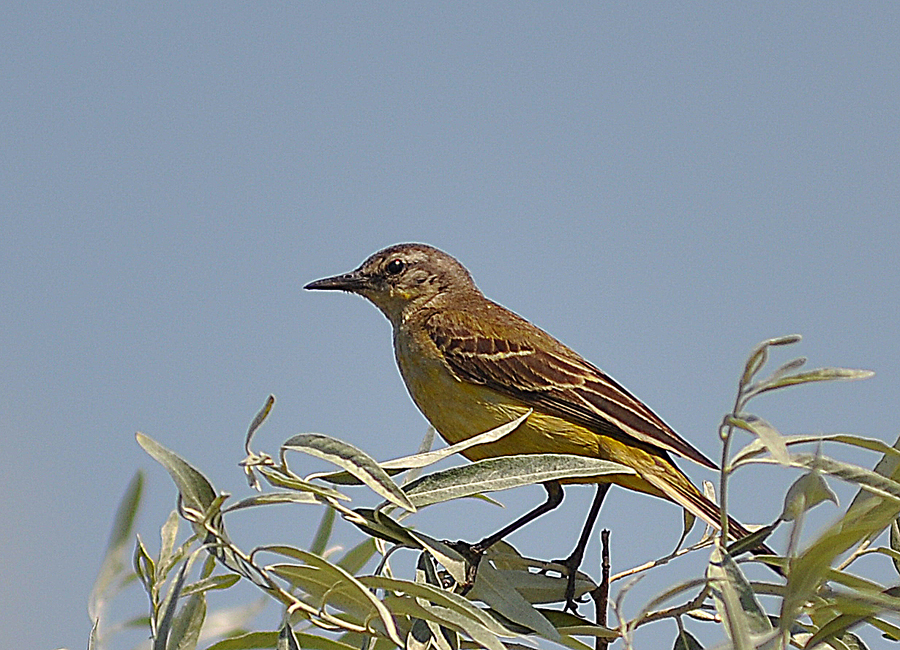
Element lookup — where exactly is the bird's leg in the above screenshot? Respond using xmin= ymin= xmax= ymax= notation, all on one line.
xmin=472 ymin=481 xmax=565 ymax=554
xmin=449 ymin=481 xmax=565 ymax=591
xmin=550 ymin=482 xmax=611 ymax=612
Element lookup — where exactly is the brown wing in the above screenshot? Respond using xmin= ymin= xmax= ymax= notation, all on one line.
xmin=427 ymin=305 xmax=718 ymax=470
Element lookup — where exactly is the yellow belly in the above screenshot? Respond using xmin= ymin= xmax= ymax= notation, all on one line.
xmin=394 ymin=337 xmax=665 ymax=496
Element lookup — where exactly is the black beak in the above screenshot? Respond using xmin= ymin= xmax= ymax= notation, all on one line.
xmin=304 ymin=270 xmax=368 ymax=292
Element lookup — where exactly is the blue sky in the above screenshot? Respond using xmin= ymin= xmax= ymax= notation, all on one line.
xmin=3 ymin=4 xmax=898 ymax=648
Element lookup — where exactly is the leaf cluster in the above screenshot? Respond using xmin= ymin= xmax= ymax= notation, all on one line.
xmin=87 ymin=336 xmax=900 ymax=650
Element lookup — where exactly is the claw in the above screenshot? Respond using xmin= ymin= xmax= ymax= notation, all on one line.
xmin=444 ymin=540 xmax=485 ymax=593
xmin=541 ymin=556 xmax=585 ymax=612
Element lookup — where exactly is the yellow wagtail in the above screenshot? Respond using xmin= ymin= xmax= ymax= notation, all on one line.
xmin=306 ymin=243 xmax=759 ymax=606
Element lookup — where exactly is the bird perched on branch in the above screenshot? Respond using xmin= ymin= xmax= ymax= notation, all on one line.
xmin=306 ymin=242 xmax=762 ymax=609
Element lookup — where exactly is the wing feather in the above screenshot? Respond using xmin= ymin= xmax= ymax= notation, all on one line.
xmin=427 ymin=308 xmax=718 ymax=469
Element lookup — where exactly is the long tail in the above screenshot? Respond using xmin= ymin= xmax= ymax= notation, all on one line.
xmin=640 ymin=462 xmax=776 ymax=556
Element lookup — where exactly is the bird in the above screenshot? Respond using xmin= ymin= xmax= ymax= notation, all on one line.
xmin=306 ymin=242 xmax=760 ymax=608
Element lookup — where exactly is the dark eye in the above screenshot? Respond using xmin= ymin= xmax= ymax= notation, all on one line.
xmin=385 ymin=258 xmax=405 ymax=275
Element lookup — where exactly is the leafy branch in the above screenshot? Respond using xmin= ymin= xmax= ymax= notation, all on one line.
xmin=87 ymin=336 xmax=900 ymax=650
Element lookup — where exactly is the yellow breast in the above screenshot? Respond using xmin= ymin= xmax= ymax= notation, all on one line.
xmin=394 ymin=323 xmax=601 ymax=461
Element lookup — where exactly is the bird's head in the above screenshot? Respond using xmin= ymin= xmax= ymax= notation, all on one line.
xmin=305 ymin=243 xmax=478 ymax=324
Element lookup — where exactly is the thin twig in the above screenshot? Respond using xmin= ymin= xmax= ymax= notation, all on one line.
xmin=591 ymin=529 xmax=612 ymax=650
xmin=631 ymin=585 xmax=712 ymax=630
xmin=610 ymin=537 xmax=714 ymax=582
xmin=836 ymin=537 xmax=873 ymax=571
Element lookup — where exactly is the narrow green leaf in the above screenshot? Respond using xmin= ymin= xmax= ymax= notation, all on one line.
xmin=155 ymin=560 xmax=190 ymax=650
xmin=308 ymin=466 xmax=405 ymax=486
xmin=826 ymin=568 xmax=900 ymax=598
xmin=168 ymin=593 xmax=206 ymax=650
xmin=726 ymin=415 xmax=790 ymax=465
xmin=891 ymin=519 xmax=900 ymax=576
xmin=538 ymin=609 xmax=616 ymax=639
xmin=680 ymin=508 xmax=698 ymax=549
xmin=203 ymin=631 xmax=280 ymax=650
xmin=490 ymin=562 xmax=594 ymax=605
xmin=403 ymin=454 xmax=633 ymax=507
xmin=107 ymin=472 xmax=145 ymax=552
xmin=121 ymin=613 xmax=154 ymax=629
xmin=805 ymin=587 xmax=900 ymax=649
xmin=467 ymin=559 xmax=560 ymax=641
xmin=734 ymin=452 xmax=900 ymax=506
xmin=847 ymin=433 xmax=900 ymax=511
xmin=257 ymin=466 xmax=349 ymax=501
xmin=282 ymin=433 xmax=415 ymax=511
xmin=407 ymin=618 xmax=433 ymax=650
xmin=262 ymin=545 xmax=403 ymax=646
xmin=867 ymin=616 xmax=900 ymax=641
xmin=381 ymin=596 xmax=509 ymax=650
xmin=312 ymin=412 xmax=532 ymax=486
xmin=781 ymin=470 xmax=838 ymax=521
xmin=278 ymin=620 xmax=301 ymax=650
xmin=741 ymin=335 xmax=802 ymax=386
xmin=337 ymin=537 xmax=377 ymax=575
xmin=180 ymin=574 xmax=240 ymax=596
xmin=725 ymin=521 xmax=779 ymax=557
xmin=88 ymin=617 xmax=99 ymax=650
xmin=381 ymin=411 xmax=532 ymax=471
xmin=133 ymin=534 xmax=155 ymax=593
xmin=270 ymin=564 xmax=376 ymax=625
xmin=416 ymin=549 xmax=442 ymax=586
xmin=89 ymin=471 xmax=144 ymax=619
xmin=408 ymin=532 xmax=469 ymax=585
xmin=136 ymin=433 xmax=216 ymax=513
xmin=344 ymin=507 xmax=422 ymax=548
xmin=310 ymin=505 xmax=336 ymax=556
xmin=160 ymin=510 xmax=180 ymax=570
xmin=200 ymin=551 xmax=216 ymax=579
xmin=707 ymin=542 xmax=771 ymax=648
xmin=362 ymin=575 xmax=516 ymax=638
xmin=223 ymin=492 xmax=320 ymax=512
xmin=731 ymin=432 xmax=900 ymax=468
xmin=245 ymin=395 xmax=275 ymax=455
xmin=423 ymin=618 xmax=457 ymax=650
xmin=401 ymin=426 xmax=437 ymax=489
xmin=765 ymin=357 xmax=808 ymax=383
xmin=480 ymin=540 xmax=528 ymax=569
xmin=291 ymin=633 xmax=362 ymax=650
xmin=781 ymin=436 xmax=900 ymax=628
xmin=748 ymin=367 xmax=874 ymax=400
xmin=157 ymin=534 xmax=202 ymax=582
xmin=769 ymin=334 xmax=803 ymax=346
xmin=793 ymin=627 xmax=854 ymax=650
xmin=672 ymin=628 xmax=704 ymax=650
xmin=741 ymin=342 xmax=769 ymax=386
xmin=808 ymin=455 xmax=900 ymax=505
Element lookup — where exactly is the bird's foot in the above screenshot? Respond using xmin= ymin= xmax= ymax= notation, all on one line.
xmin=542 ymin=555 xmax=586 ymax=613
xmin=444 ymin=540 xmax=485 ymax=593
